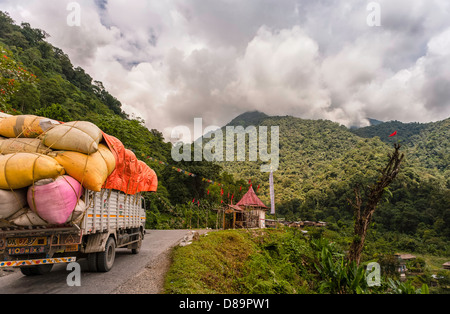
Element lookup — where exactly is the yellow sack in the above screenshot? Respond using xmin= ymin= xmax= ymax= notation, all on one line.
xmin=52 ymin=150 xmax=108 ymax=192
xmin=0 ymin=112 xmax=12 ymax=120
xmin=0 ymin=115 xmax=59 ymax=138
xmin=42 ymin=121 xmax=102 ymax=154
xmin=98 ymin=144 xmax=116 ymax=176
xmin=0 ymin=153 xmax=65 ymax=189
xmin=0 ymin=138 xmax=52 ymax=155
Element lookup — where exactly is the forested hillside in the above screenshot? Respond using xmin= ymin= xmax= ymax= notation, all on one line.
xmin=351 ymin=118 xmax=449 ymax=173
xmin=214 ymin=112 xmax=449 ymax=254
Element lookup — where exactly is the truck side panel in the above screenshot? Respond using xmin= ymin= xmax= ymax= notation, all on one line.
xmin=83 ymin=190 xmax=145 ymax=234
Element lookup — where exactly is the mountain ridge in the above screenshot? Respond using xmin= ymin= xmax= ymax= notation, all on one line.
xmin=208 ymin=111 xmax=449 ymax=238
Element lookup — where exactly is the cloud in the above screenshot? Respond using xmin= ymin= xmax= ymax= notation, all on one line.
xmin=1 ymin=0 xmax=449 ymax=139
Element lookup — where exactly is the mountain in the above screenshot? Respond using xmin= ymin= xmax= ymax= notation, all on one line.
xmin=350 ymin=118 xmax=449 ymax=173
xmin=226 ymin=110 xmax=269 ymax=127
xmin=350 ymin=120 xmax=428 ymax=144
xmin=216 ymin=113 xmax=390 ymax=204
xmin=367 ymin=118 xmax=384 ymax=126
xmin=209 ymin=112 xmax=449 ymax=239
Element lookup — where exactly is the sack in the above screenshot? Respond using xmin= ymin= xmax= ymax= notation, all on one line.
xmin=66 ymin=199 xmax=87 ymax=225
xmin=0 ymin=115 xmax=59 ymax=138
xmin=42 ymin=121 xmax=102 ymax=154
xmin=10 ymin=199 xmax=86 ymax=227
xmin=27 ymin=176 xmax=83 ymax=225
xmin=52 ymin=150 xmax=108 ymax=192
xmin=98 ymin=144 xmax=116 ymax=176
xmin=0 ymin=112 xmax=12 ymax=119
xmin=0 ymin=153 xmax=65 ymax=189
xmin=8 ymin=207 xmax=47 ymax=227
xmin=0 ymin=188 xmax=27 ymax=219
xmin=0 ymin=138 xmax=52 ymax=155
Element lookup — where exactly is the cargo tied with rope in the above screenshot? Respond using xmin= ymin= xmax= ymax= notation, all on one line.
xmin=0 ymin=114 xmax=158 ymax=229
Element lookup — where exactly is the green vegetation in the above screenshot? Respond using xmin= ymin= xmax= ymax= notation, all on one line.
xmin=1 ymin=11 xmax=448 ymax=293
xmin=165 ymin=228 xmax=443 ymax=294
xmin=213 ymin=112 xmax=449 ymax=256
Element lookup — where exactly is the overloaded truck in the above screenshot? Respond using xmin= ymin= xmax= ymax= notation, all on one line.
xmin=0 ymin=114 xmax=158 ymax=275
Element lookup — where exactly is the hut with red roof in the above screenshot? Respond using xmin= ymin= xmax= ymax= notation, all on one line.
xmin=233 ymin=186 xmax=267 ymax=228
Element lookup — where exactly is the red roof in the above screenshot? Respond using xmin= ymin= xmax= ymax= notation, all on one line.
xmin=228 ymin=204 xmax=243 ymax=211
xmin=236 ymin=186 xmax=267 ymax=208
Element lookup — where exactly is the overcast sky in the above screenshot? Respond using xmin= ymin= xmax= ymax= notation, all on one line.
xmin=1 ymin=0 xmax=449 ymax=139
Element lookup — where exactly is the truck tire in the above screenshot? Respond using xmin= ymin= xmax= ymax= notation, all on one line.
xmin=20 ymin=264 xmax=53 ymax=276
xmin=131 ymin=232 xmax=142 ymax=254
xmin=97 ymin=236 xmax=115 ymax=272
xmin=87 ymin=253 xmax=98 ymax=272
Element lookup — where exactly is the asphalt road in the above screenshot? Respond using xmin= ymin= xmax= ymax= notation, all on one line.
xmin=0 ymin=229 xmax=191 ymax=294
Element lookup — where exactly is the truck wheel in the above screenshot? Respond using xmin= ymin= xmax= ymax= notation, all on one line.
xmin=97 ymin=236 xmax=115 ymax=272
xmin=131 ymin=233 xmax=142 ymax=254
xmin=87 ymin=253 xmax=98 ymax=272
xmin=20 ymin=264 xmax=53 ymax=276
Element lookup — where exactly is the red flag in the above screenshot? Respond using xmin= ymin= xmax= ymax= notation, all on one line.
xmin=239 ymin=186 xmax=242 ymax=191
xmin=220 ymin=188 xmax=224 ymax=195
xmin=221 ymin=200 xmax=224 ymax=204
xmin=192 ymin=198 xmax=195 ymax=203
xmin=231 ymin=194 xmax=234 ymax=199
xmin=389 ymin=131 xmax=397 ymax=137
xmin=207 ymin=189 xmax=210 ymax=195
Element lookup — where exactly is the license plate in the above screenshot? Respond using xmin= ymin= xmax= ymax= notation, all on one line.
xmin=7 ymin=237 xmax=47 ymax=247
xmin=7 ymin=246 xmax=46 ymax=255
xmin=65 ymin=245 xmax=79 ymax=252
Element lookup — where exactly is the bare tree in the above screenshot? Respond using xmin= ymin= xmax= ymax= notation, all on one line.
xmin=348 ymin=144 xmax=404 ymax=265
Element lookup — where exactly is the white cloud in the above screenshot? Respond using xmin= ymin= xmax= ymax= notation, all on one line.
xmin=1 ymin=0 xmax=449 ymax=139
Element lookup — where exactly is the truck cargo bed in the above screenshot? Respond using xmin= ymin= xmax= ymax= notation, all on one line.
xmin=83 ymin=189 xmax=145 ymax=234
xmin=1 ymin=189 xmax=146 ymax=270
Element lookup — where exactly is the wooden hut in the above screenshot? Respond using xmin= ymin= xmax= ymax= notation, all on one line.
xmin=394 ymin=253 xmax=416 ymax=273
xmin=442 ymin=262 xmax=450 ymax=270
xmin=234 ymin=186 xmax=268 ymax=228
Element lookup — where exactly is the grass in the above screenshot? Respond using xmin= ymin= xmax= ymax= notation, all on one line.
xmin=163 ymin=228 xmax=314 ymax=294
xmin=163 ymin=227 xmax=450 ymax=294
xmin=163 ymin=230 xmax=256 ymax=293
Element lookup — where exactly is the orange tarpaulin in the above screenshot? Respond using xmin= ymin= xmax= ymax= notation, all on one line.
xmin=101 ymin=132 xmax=158 ymax=194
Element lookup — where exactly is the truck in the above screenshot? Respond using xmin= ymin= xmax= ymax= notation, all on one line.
xmin=0 ymin=188 xmax=146 ymax=276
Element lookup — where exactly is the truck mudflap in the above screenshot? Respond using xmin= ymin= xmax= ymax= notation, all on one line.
xmin=0 ymin=257 xmax=76 ymax=268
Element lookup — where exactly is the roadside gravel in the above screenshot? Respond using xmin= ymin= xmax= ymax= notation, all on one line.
xmin=113 ymin=245 xmax=173 ymax=294
xmin=113 ymin=229 xmax=210 ymax=294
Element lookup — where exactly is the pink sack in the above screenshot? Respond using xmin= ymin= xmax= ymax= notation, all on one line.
xmin=27 ymin=176 xmax=84 ymax=225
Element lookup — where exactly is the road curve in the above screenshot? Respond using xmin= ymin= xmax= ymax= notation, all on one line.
xmin=0 ymin=229 xmax=191 ymax=294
